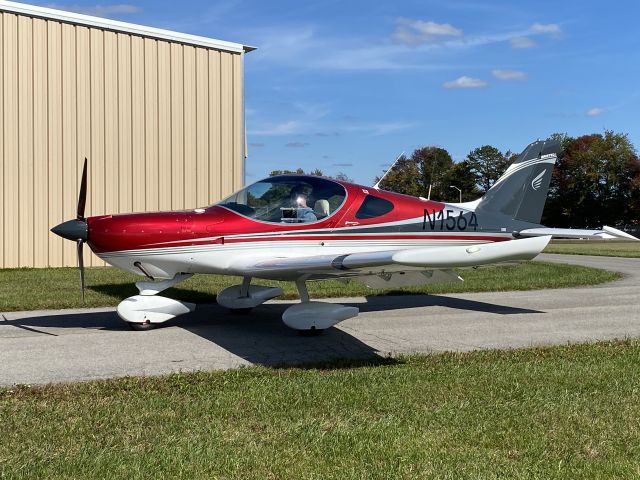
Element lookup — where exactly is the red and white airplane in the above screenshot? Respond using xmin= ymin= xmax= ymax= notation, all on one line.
xmin=51 ymin=138 xmax=637 ymax=332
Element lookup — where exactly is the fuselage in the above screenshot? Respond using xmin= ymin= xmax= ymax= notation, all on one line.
xmin=86 ymin=175 xmax=514 ymax=279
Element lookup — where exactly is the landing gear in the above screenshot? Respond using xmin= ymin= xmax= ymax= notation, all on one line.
xmin=216 ymin=276 xmax=283 ymax=311
xmin=116 ymin=273 xmax=195 ymax=330
xmin=116 ymin=273 xmax=359 ymax=335
xmin=128 ymin=320 xmax=156 ymax=331
xmin=282 ymin=279 xmax=359 ymax=333
xmin=297 ymin=326 xmax=325 ymax=337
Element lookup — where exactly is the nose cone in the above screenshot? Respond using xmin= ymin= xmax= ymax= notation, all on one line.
xmin=51 ymin=219 xmax=88 ymax=242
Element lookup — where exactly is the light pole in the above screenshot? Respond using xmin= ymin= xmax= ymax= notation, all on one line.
xmin=449 ymin=185 xmax=462 ymax=203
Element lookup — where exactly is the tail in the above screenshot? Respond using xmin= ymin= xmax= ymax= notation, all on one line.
xmin=475 ymin=138 xmax=561 ymax=224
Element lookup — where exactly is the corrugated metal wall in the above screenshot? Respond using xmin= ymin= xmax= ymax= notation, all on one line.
xmin=0 ymin=11 xmax=244 ymax=268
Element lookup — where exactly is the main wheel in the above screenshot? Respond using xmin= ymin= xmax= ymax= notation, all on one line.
xmin=128 ymin=321 xmax=157 ymax=331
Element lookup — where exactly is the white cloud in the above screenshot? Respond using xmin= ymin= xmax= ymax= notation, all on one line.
xmin=510 ymin=36 xmax=536 ymax=49
xmin=586 ymin=107 xmax=606 ymax=117
xmin=251 ymin=120 xmax=302 ymax=136
xmin=492 ymin=69 xmax=528 ymax=80
xmin=393 ymin=18 xmax=463 ymax=45
xmin=285 ymin=142 xmax=310 ymax=148
xmin=530 ymin=23 xmax=562 ymax=35
xmin=46 ymin=4 xmax=142 ymax=17
xmin=443 ymin=76 xmax=488 ymax=89
xmin=253 ymin=28 xmax=317 ymax=64
xmin=249 ymin=103 xmax=331 ymax=136
xmin=369 ymin=122 xmax=415 ymax=136
xmin=343 ymin=122 xmax=416 ymax=136
xmin=249 ymin=19 xmax=563 ymax=72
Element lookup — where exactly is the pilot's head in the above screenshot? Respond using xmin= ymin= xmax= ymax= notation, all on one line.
xmin=290 ymin=187 xmax=309 ymax=208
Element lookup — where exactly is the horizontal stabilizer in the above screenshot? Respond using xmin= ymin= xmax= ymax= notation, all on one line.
xmin=518 ymin=226 xmax=639 ymax=241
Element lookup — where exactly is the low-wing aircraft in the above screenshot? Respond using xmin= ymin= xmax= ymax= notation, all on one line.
xmin=51 ymin=138 xmax=638 ymax=332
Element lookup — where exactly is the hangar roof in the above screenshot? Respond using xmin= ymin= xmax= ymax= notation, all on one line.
xmin=0 ymin=0 xmax=255 ymax=53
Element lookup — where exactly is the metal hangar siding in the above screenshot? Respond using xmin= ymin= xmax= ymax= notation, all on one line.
xmin=0 ymin=1 xmax=252 ymax=267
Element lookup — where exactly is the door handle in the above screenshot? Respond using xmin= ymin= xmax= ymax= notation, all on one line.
xmin=344 ymin=221 xmax=360 ymax=226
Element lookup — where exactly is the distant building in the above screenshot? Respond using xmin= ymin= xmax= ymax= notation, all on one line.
xmin=0 ymin=1 xmax=253 ymax=267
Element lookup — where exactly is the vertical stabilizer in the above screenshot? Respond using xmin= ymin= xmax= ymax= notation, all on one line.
xmin=476 ymin=138 xmax=560 ymax=224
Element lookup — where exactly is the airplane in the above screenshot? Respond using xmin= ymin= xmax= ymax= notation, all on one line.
xmin=51 ymin=138 xmax=638 ymax=333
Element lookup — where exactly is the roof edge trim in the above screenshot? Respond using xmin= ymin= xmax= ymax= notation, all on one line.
xmin=0 ymin=1 xmax=255 ymax=53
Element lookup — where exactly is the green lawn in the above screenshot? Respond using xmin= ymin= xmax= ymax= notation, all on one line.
xmin=1 ymin=341 xmax=639 ymax=479
xmin=544 ymin=240 xmax=640 ymax=257
xmin=0 ymin=261 xmax=620 ymax=312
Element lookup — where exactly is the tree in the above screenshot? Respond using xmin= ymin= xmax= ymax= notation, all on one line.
xmin=466 ymin=145 xmax=512 ymax=194
xmin=448 ymin=160 xmax=481 ymax=202
xmin=333 ymin=172 xmax=354 ymax=183
xmin=375 ymin=146 xmax=461 ymax=200
xmin=269 ymin=168 xmax=353 ymax=182
xmin=542 ymin=131 xmax=640 ymax=228
xmin=374 ymin=154 xmax=420 ymax=196
xmin=269 ymin=168 xmax=305 ymax=176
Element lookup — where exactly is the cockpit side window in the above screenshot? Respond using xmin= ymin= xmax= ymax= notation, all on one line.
xmin=217 ymin=176 xmax=347 ymax=224
xmin=355 ymin=195 xmax=394 ymax=219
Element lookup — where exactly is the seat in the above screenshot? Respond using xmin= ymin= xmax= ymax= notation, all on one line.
xmin=313 ymin=199 xmax=330 ymax=218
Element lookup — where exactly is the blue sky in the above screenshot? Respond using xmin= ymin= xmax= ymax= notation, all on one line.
xmin=37 ymin=0 xmax=640 ymax=184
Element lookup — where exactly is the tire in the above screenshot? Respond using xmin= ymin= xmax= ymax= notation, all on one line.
xmin=128 ymin=321 xmax=157 ymax=331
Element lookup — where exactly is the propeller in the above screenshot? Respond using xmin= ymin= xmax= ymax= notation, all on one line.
xmin=51 ymin=158 xmax=89 ymax=302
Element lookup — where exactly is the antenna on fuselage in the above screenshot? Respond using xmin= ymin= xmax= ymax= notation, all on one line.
xmin=373 ymin=151 xmax=405 ymax=190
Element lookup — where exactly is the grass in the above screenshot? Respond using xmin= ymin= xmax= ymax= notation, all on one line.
xmin=544 ymin=240 xmax=640 ymax=257
xmin=0 ymin=261 xmax=620 ymax=312
xmin=1 ymin=340 xmax=639 ymax=479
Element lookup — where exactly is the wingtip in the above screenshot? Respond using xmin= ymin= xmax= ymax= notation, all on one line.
xmin=602 ymin=226 xmax=640 ymax=241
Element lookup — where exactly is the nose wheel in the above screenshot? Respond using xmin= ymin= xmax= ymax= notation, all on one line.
xmin=128 ymin=320 xmax=157 ymax=331
xmin=297 ymin=326 xmax=325 ymax=336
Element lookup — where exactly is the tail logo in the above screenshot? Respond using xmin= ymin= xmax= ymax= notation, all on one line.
xmin=531 ymin=169 xmax=546 ymax=191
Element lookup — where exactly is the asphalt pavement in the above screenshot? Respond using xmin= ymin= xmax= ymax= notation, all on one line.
xmin=1 ymin=253 xmax=638 ymax=386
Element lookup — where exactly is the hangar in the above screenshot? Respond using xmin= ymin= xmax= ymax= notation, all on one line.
xmin=0 ymin=1 xmax=252 ymax=267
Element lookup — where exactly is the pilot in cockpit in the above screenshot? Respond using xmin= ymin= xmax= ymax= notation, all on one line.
xmin=289 ymin=187 xmax=317 ymax=222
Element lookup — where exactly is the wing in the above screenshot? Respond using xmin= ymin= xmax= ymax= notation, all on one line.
xmin=229 ymin=235 xmax=551 ymax=280
xmin=518 ymin=225 xmax=638 ymax=241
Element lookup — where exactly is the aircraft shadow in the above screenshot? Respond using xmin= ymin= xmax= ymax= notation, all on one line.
xmin=1 ymin=306 xmax=389 ymax=369
xmin=2 ymin=310 xmax=126 ymax=333
xmin=167 ymin=303 xmax=391 ymax=369
xmin=351 ymin=294 xmax=543 ymax=315
xmin=2 ymin=294 xmax=542 ymax=370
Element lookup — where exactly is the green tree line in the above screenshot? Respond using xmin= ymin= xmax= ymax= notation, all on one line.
xmin=374 ymin=131 xmax=640 ymax=229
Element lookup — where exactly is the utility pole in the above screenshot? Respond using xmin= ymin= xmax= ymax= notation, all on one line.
xmin=449 ymin=185 xmax=462 ymax=203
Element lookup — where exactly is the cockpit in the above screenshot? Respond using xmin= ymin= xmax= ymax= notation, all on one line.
xmin=217 ymin=175 xmax=347 ymax=224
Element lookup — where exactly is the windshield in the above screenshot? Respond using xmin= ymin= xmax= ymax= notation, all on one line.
xmin=217 ymin=176 xmax=347 ymax=223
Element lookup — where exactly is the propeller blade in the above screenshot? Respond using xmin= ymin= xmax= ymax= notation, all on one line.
xmin=77 ymin=158 xmax=88 ymax=220
xmin=77 ymin=240 xmax=85 ymax=303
